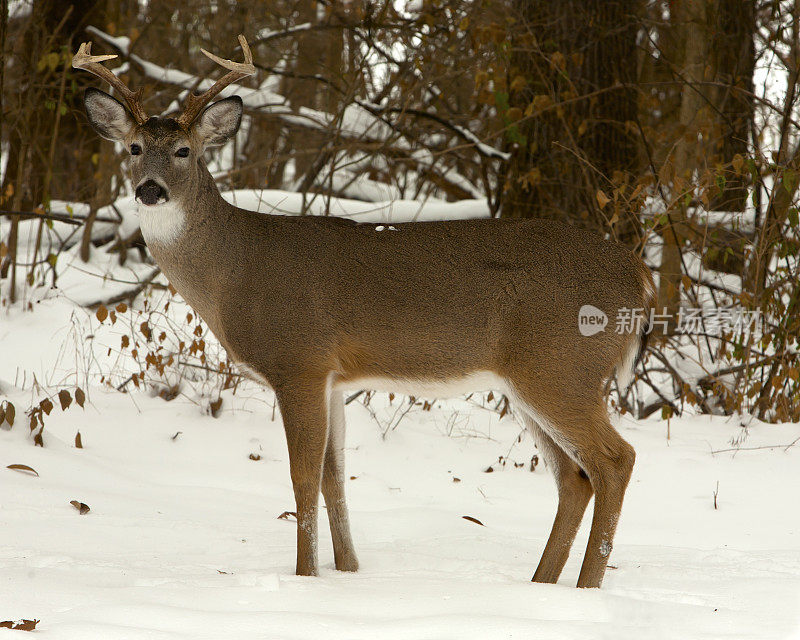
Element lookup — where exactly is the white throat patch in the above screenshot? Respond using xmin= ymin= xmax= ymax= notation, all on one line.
xmin=138 ymin=201 xmax=186 ymax=246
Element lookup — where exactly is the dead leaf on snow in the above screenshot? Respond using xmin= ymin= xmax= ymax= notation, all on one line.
xmin=70 ymin=500 xmax=90 ymax=515
xmin=0 ymin=619 xmax=39 ymax=631
xmin=6 ymin=464 xmax=39 ymax=477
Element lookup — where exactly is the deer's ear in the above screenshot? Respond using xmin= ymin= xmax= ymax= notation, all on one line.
xmin=83 ymin=88 xmax=136 ymax=141
xmin=194 ymin=96 xmax=242 ymax=147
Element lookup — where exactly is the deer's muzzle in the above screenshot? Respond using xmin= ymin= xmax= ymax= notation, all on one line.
xmin=136 ymin=179 xmax=168 ymax=206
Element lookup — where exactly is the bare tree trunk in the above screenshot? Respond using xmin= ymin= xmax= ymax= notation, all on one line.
xmin=282 ymin=1 xmax=331 ymax=198
xmin=501 ymin=0 xmax=642 ymax=240
xmin=708 ymin=0 xmax=755 ymax=212
xmin=657 ymin=0 xmax=712 ymax=328
xmin=0 ymin=0 xmax=8 ymax=286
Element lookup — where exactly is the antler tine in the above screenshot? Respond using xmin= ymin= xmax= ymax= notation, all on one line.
xmin=72 ymin=42 xmax=148 ymax=124
xmin=176 ymin=35 xmax=255 ymax=128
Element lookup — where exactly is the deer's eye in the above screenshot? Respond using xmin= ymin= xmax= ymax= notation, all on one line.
xmin=175 ymin=147 xmax=190 ymax=158
xmin=130 ymin=143 xmax=142 ymax=156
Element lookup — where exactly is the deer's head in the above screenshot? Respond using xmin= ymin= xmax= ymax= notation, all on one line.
xmin=75 ymin=36 xmax=255 ymax=208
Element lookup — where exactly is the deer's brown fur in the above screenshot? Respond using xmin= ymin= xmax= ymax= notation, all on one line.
xmin=78 ymin=38 xmax=655 ymax=587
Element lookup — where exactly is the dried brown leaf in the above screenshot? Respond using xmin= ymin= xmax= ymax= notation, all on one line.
xmin=249 ymin=453 xmax=261 ymax=461
xmin=499 ymin=403 xmax=508 ymax=419
xmin=159 ymin=385 xmax=179 ymax=402
xmin=70 ymin=500 xmax=90 ymax=515
xmin=96 ymin=304 xmax=108 ymax=323
xmin=75 ymin=388 xmax=85 ymax=408
xmin=115 ymin=302 xmax=128 ymax=313
xmin=210 ymin=397 xmax=222 ymax=417
xmin=462 ymin=515 xmax=485 ymax=526
xmin=6 ymin=464 xmax=39 ymax=477
xmin=75 ymin=431 xmax=83 ymax=448
xmin=277 ymin=511 xmax=297 ymax=521
xmin=0 ymin=619 xmax=39 ymax=631
xmin=40 ymin=398 xmax=53 ymax=415
xmin=3 ymin=402 xmax=15 ymax=426
xmin=58 ymin=389 xmax=72 ymax=411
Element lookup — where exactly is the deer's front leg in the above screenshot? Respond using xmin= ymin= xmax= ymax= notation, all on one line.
xmin=275 ymin=378 xmax=329 ymax=576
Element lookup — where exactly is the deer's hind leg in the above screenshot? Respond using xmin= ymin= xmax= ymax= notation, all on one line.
xmin=321 ymin=386 xmax=359 ymax=572
xmin=510 ymin=384 xmax=635 ymax=588
xmin=520 ymin=414 xmax=593 ymax=584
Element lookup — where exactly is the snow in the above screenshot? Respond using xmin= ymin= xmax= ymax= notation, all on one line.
xmin=451 ymin=123 xmax=511 ymax=161
xmin=1 ymin=184 xmax=798 ymax=638
xmin=2 ymin=285 xmax=800 ymax=638
xmin=254 ymin=22 xmax=312 ymax=43
xmin=220 ymin=189 xmax=489 ymax=222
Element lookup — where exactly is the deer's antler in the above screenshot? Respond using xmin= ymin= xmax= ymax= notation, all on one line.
xmin=176 ymin=35 xmax=255 ymax=128
xmin=72 ymin=42 xmax=148 ymax=124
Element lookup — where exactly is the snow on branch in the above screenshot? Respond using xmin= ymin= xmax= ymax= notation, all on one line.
xmin=84 ymin=27 xmax=492 ymax=202
xmin=355 ymin=99 xmax=510 ymax=161
xmin=253 ymin=22 xmax=313 ymax=44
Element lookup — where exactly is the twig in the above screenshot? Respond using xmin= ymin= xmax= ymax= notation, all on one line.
xmin=116 ymin=374 xmax=135 ymax=391
xmin=0 ymin=209 xmax=119 ymax=225
xmin=345 ymin=390 xmax=365 ymax=405
xmin=82 ymin=268 xmax=161 ymax=308
xmin=711 ymin=437 xmax=800 ymax=454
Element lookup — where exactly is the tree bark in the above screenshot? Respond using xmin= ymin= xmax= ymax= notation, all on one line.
xmin=708 ymin=0 xmax=755 ymax=213
xmin=501 ymin=0 xmax=642 ymax=242
xmin=657 ymin=0 xmax=712 ymax=328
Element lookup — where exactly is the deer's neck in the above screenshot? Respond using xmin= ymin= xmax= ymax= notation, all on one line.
xmin=139 ymin=163 xmax=233 ymax=333
xmin=137 ymin=200 xmax=187 ymax=246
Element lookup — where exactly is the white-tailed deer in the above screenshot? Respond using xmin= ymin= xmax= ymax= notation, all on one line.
xmin=75 ymin=36 xmax=655 ymax=588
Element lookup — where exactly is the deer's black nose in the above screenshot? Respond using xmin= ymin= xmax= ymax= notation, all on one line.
xmin=135 ymin=179 xmax=167 ymax=206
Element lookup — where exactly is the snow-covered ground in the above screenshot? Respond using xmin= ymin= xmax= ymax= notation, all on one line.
xmin=1 ymin=302 xmax=799 ymax=639
xmin=1 ymin=237 xmax=800 ymax=639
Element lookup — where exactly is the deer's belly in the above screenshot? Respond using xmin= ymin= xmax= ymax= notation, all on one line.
xmin=333 ymin=371 xmax=508 ymax=397
xmin=232 ymin=365 xmax=508 ymax=399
